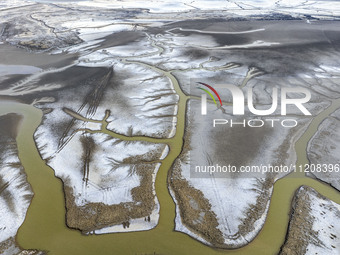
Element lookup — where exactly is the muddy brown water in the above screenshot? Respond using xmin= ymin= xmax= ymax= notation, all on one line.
xmin=0 ymin=87 xmax=339 ymax=255
xmin=0 ymin=31 xmax=339 ymax=254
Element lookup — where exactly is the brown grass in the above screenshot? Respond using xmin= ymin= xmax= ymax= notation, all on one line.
xmin=64 ymin=162 xmax=158 ymax=233
xmin=279 ymin=186 xmax=320 ymax=255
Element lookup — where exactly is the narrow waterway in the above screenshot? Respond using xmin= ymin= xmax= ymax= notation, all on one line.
xmin=1 ymin=32 xmax=339 ymax=255
xmin=6 ymin=80 xmax=339 ymax=255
